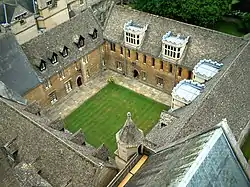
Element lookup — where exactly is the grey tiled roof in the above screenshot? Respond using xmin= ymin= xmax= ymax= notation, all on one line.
xmin=127 ymin=128 xmax=215 ymax=186
xmin=104 ymin=5 xmax=244 ymax=68
xmin=118 ymin=112 xmax=144 ymax=145
xmin=14 ymin=162 xmax=52 ymax=187
xmin=92 ymin=143 xmax=109 ymax=161
xmin=22 ymin=8 xmax=104 ymax=80
xmin=147 ymin=39 xmax=250 ymax=147
xmin=0 ymin=97 xmax=117 ymax=186
xmin=0 ymin=81 xmax=27 ymax=105
xmin=172 ymin=40 xmax=250 ymax=142
xmin=127 ymin=126 xmax=250 ymax=186
xmin=0 ymin=33 xmax=41 ymax=96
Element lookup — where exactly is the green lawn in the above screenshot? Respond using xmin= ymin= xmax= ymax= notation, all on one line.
xmin=64 ymin=83 xmax=169 ymax=153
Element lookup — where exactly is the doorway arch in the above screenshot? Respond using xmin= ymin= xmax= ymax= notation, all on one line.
xmin=133 ymin=69 xmax=139 ymax=78
xmin=76 ymin=76 xmax=83 ymax=87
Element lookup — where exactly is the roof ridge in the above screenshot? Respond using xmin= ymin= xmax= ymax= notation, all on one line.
xmin=103 ymin=1 xmax=115 ymax=30
xmin=115 ymin=5 xmax=243 ymax=39
xmin=0 ymin=98 xmax=103 ymax=167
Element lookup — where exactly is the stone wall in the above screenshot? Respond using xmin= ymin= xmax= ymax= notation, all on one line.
xmin=11 ymin=16 xmax=39 ymax=44
xmin=104 ymin=41 xmax=192 ymax=94
xmin=24 ymin=48 xmax=102 ymax=107
xmin=38 ymin=0 xmax=70 ymax=30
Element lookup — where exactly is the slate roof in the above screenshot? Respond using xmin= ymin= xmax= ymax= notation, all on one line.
xmin=0 ymin=0 xmax=34 ymax=24
xmin=0 ymin=81 xmax=27 ymax=104
xmin=0 ymin=33 xmax=41 ymax=96
xmin=104 ymin=5 xmax=245 ymax=68
xmin=126 ymin=124 xmax=250 ymax=186
xmin=172 ymin=40 xmax=250 ymax=142
xmin=117 ymin=112 xmax=144 ymax=145
xmin=22 ymin=8 xmax=104 ymax=80
xmin=0 ymin=97 xmax=117 ymax=186
xmin=147 ymin=38 xmax=250 ymax=147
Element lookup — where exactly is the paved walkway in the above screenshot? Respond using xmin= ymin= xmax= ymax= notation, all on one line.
xmin=45 ymin=70 xmax=172 ymax=121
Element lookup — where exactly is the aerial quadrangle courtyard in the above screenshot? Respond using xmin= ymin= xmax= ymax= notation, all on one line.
xmin=64 ymin=83 xmax=169 ymax=153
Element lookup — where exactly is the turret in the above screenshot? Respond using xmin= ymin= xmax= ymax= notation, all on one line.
xmin=115 ymin=112 xmax=144 ymax=170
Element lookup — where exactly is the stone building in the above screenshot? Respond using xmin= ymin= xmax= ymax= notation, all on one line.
xmin=1 ymin=3 xmax=250 ymax=186
xmin=0 ymin=96 xmax=118 ymax=186
xmin=115 ymin=112 xmax=144 ymax=170
xmin=103 ymin=5 xmax=244 ymax=94
xmin=0 ymin=0 xmax=39 ymax=44
xmin=0 ymin=32 xmax=41 ymax=103
xmin=0 ymin=0 xmax=113 ymax=44
xmin=22 ymin=9 xmax=103 ymax=107
xmin=108 ymin=120 xmax=250 ymax=186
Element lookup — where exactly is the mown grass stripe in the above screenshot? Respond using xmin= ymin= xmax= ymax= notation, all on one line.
xmin=64 ymin=83 xmax=169 ymax=153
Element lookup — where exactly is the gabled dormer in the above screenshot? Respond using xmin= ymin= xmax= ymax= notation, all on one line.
xmin=89 ymin=28 xmax=97 ymax=39
xmin=49 ymin=52 xmax=58 ymax=64
xmin=162 ymin=31 xmax=189 ymax=60
xmin=59 ymin=46 xmax=69 ymax=58
xmin=124 ymin=20 xmax=148 ymax=48
xmin=74 ymin=35 xmax=85 ymax=49
xmin=39 ymin=60 xmax=46 ymax=72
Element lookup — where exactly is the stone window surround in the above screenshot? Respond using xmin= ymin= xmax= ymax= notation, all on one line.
xmin=169 ymin=63 xmax=173 ymax=73
xmin=178 ymin=67 xmax=182 ymax=76
xmin=64 ymin=79 xmax=72 ymax=93
xmin=164 ymin=44 xmax=181 ymax=59
xmin=152 ymin=57 xmax=155 ymax=67
xmin=110 ymin=42 xmax=116 ymax=51
xmin=40 ymin=60 xmax=46 ymax=72
xmin=49 ymin=91 xmax=57 ymax=104
xmin=127 ymin=49 xmax=130 ymax=58
xmin=50 ymin=52 xmax=58 ymax=64
xmin=116 ymin=61 xmax=123 ymax=71
xmin=123 ymin=20 xmax=148 ymax=48
xmin=156 ymin=76 xmax=164 ymax=88
xmin=60 ymin=46 xmax=69 ymax=58
xmin=160 ymin=61 xmax=164 ymax=70
xmin=120 ymin=46 xmax=123 ymax=55
xmin=141 ymin=71 xmax=146 ymax=81
xmin=58 ymin=69 xmax=65 ymax=80
xmin=161 ymin=33 xmax=189 ymax=60
xmin=125 ymin=32 xmax=140 ymax=45
xmin=44 ymin=79 xmax=52 ymax=90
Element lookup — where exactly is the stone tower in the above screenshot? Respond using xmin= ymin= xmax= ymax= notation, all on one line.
xmin=115 ymin=112 xmax=144 ymax=170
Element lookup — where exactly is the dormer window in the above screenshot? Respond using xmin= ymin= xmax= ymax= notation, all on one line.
xmin=15 ymin=12 xmax=27 ymax=25
xmin=47 ymin=0 xmax=52 ymax=6
xmin=46 ymin=0 xmax=57 ymax=8
xmin=162 ymin=31 xmax=189 ymax=60
xmin=39 ymin=60 xmax=46 ymax=72
xmin=74 ymin=35 xmax=85 ymax=48
xmin=89 ymin=28 xmax=97 ymax=39
xmin=125 ymin=32 xmax=139 ymax=45
xmin=60 ymin=46 xmax=68 ymax=58
xmin=50 ymin=52 xmax=58 ymax=64
xmin=14 ymin=12 xmax=27 ymax=21
xmin=124 ymin=20 xmax=148 ymax=48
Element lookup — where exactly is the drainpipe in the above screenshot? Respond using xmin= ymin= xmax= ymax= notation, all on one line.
xmin=3 ymin=4 xmax=8 ymax=25
xmin=32 ymin=0 xmax=37 ymax=14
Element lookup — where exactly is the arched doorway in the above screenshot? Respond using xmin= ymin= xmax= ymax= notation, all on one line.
xmin=77 ymin=76 xmax=82 ymax=87
xmin=133 ymin=69 xmax=139 ymax=78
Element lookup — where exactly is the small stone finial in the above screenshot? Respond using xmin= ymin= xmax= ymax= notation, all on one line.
xmin=127 ymin=112 xmax=132 ymax=119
